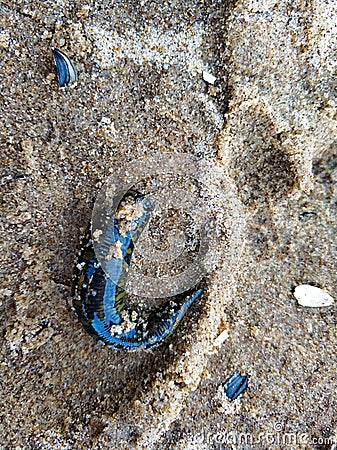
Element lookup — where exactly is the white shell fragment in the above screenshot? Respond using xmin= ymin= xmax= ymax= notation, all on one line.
xmin=52 ymin=47 xmax=78 ymax=87
xmin=213 ymin=329 xmax=229 ymax=347
xmin=202 ymin=70 xmax=216 ymax=84
xmin=294 ymin=284 xmax=334 ymax=308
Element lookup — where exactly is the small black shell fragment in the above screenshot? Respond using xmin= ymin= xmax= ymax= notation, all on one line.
xmin=52 ymin=47 xmax=78 ymax=87
xmin=223 ymin=370 xmax=249 ymax=400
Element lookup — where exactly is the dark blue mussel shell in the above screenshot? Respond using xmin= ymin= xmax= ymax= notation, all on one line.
xmin=223 ymin=371 xmax=249 ymax=400
xmin=52 ymin=47 xmax=78 ymax=87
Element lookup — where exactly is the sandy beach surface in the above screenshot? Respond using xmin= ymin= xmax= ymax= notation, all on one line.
xmin=1 ymin=0 xmax=336 ymax=448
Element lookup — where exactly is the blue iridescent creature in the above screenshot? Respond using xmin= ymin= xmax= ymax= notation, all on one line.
xmin=72 ymin=190 xmax=202 ymax=350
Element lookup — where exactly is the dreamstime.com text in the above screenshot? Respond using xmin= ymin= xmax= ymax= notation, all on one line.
xmin=191 ymin=426 xmax=335 ymax=447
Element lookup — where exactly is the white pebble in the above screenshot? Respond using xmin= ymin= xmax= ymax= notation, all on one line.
xmin=294 ymin=284 xmax=334 ymax=308
xmin=213 ymin=329 xmax=229 ymax=347
xmin=202 ymin=70 xmax=216 ymax=84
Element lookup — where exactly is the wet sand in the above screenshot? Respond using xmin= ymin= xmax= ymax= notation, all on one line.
xmin=1 ymin=0 xmax=336 ymax=448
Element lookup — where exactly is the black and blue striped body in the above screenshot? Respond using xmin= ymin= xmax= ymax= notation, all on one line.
xmin=72 ymin=191 xmax=202 ymax=350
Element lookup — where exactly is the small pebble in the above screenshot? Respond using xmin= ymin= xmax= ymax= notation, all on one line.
xmin=202 ymin=70 xmax=216 ymax=84
xmin=294 ymin=284 xmax=334 ymax=307
xmin=213 ymin=329 xmax=229 ymax=347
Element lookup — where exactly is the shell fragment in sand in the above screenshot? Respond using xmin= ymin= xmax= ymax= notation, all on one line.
xmin=202 ymin=70 xmax=216 ymax=84
xmin=294 ymin=284 xmax=334 ymax=308
xmin=214 ymin=329 xmax=229 ymax=347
